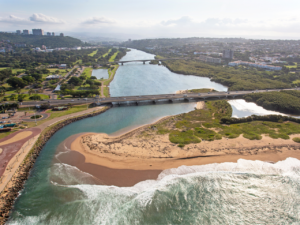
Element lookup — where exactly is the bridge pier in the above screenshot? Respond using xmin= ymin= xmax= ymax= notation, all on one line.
xmin=136 ymin=101 xmax=139 ymax=105
xmin=121 ymin=63 xmax=123 ymax=66
xmin=169 ymin=99 xmax=173 ymax=103
xmin=153 ymin=100 xmax=157 ymax=104
xmin=143 ymin=61 xmax=145 ymax=64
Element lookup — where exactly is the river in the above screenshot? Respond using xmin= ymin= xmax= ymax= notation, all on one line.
xmin=8 ymin=49 xmax=300 ymax=224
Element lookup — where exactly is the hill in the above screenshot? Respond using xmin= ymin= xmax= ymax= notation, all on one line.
xmin=0 ymin=33 xmax=83 ymax=48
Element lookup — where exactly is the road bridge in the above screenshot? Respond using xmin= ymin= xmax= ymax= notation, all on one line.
xmin=19 ymin=88 xmax=298 ymax=107
xmin=115 ymin=57 xmax=190 ymax=65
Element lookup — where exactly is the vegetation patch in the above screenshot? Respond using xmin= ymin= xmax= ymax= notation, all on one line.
xmin=243 ymin=91 xmax=300 ymax=114
xmin=293 ymin=137 xmax=300 ymax=143
xmin=30 ymin=115 xmax=42 ymax=119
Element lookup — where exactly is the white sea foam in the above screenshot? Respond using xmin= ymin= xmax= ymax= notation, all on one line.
xmin=50 ymin=163 xmax=99 ymax=185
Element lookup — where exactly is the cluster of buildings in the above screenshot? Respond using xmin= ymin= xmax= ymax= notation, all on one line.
xmin=16 ymin=29 xmax=64 ymax=37
xmin=228 ymin=61 xmax=282 ymax=71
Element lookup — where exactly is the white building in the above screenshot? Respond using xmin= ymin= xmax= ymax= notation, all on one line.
xmin=46 ymin=75 xmax=61 ymax=80
xmin=228 ymin=61 xmax=282 ymax=71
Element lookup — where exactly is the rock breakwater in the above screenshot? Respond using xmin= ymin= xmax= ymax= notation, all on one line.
xmin=0 ymin=106 xmax=110 ymax=224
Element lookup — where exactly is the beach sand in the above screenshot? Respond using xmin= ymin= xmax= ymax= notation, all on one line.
xmin=64 ymin=115 xmax=300 ymax=186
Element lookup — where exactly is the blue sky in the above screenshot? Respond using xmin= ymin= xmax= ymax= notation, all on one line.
xmin=1 ymin=0 xmax=300 ymax=39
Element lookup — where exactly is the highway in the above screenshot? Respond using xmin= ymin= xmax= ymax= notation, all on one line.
xmin=19 ymin=88 xmax=299 ymax=107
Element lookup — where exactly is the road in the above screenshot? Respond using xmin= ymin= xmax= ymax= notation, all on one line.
xmin=18 ymin=88 xmax=299 ymax=107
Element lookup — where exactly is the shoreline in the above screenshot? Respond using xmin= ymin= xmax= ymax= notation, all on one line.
xmin=0 ymin=106 xmax=111 ymax=224
xmin=65 ymin=108 xmax=300 ymax=186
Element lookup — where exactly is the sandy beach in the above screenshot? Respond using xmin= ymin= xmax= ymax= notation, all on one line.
xmin=64 ymin=106 xmax=300 ymax=186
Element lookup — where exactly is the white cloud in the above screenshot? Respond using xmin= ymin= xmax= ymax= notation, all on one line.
xmin=29 ymin=13 xmax=65 ymax=24
xmin=0 ymin=15 xmax=28 ymax=23
xmin=82 ymin=17 xmax=115 ymax=25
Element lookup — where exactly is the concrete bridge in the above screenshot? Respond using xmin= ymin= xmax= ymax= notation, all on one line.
xmin=115 ymin=57 xmax=190 ymax=65
xmin=20 ymin=88 xmax=298 ymax=107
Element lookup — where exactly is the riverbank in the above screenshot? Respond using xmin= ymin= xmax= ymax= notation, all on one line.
xmin=0 ymin=106 xmax=110 ymax=225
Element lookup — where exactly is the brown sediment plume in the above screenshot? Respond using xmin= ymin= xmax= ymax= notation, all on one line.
xmin=0 ymin=107 xmax=110 ymax=225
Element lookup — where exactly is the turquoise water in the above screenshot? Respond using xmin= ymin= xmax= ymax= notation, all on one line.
xmin=92 ymin=69 xmax=109 ymax=80
xmin=8 ymin=49 xmax=300 ymax=224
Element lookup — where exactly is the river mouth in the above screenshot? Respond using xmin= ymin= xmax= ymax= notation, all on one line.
xmin=54 ymin=134 xmax=162 ymax=187
xmin=9 ymin=48 xmax=300 ymax=224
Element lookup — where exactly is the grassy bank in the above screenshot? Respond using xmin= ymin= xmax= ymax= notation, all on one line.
xmin=244 ymin=90 xmax=300 ymax=114
xmin=162 ymin=60 xmax=291 ymax=91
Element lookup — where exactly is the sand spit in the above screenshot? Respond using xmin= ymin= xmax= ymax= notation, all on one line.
xmin=71 ymin=127 xmax=300 ymax=171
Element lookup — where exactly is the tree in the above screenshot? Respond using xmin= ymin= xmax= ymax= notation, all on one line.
xmin=68 ymin=76 xmax=82 ymax=86
xmin=90 ymin=76 xmax=97 ymax=80
xmin=22 ymin=75 xmax=35 ymax=84
xmin=15 ymin=87 xmax=21 ymax=95
xmin=7 ymin=77 xmax=26 ymax=88
xmin=28 ymin=88 xmax=34 ymax=96
xmin=18 ymin=94 xmax=26 ymax=102
xmin=55 ymin=70 xmax=60 ymax=74
xmin=10 ymin=94 xmax=16 ymax=101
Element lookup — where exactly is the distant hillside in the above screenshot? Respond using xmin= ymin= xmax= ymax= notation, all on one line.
xmin=0 ymin=33 xmax=83 ymax=48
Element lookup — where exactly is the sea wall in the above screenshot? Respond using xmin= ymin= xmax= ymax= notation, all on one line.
xmin=0 ymin=106 xmax=110 ymax=225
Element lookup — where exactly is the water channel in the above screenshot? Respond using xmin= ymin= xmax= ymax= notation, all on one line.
xmin=8 ymin=49 xmax=300 ymax=224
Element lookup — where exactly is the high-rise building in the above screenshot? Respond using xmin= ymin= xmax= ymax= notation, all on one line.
xmin=23 ymin=30 xmax=29 ymax=35
xmin=16 ymin=30 xmax=21 ymax=34
xmin=222 ymin=49 xmax=234 ymax=59
xmin=47 ymin=32 xmax=51 ymax=36
xmin=32 ymin=29 xmax=44 ymax=36
xmin=52 ymin=32 xmax=55 ymax=36
xmin=60 ymin=33 xmax=64 ymax=37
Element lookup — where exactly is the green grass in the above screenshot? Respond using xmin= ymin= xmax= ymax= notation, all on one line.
xmin=46 ymin=68 xmax=68 ymax=77
xmin=103 ymin=65 xmax=118 ymax=86
xmin=0 ymin=67 xmax=9 ymax=71
xmin=292 ymin=80 xmax=300 ymax=85
xmin=82 ymin=68 xmax=93 ymax=78
xmin=147 ymin=100 xmax=300 ymax=146
xmin=103 ymin=87 xmax=110 ymax=97
xmin=102 ymin=49 xmax=111 ymax=58
xmin=293 ymin=137 xmax=300 ymax=143
xmin=88 ymin=50 xmax=98 ymax=57
xmin=75 ymin=59 xmax=82 ymax=64
xmin=286 ymin=63 xmax=297 ymax=68
xmin=4 ymin=93 xmax=49 ymax=101
xmin=4 ymin=88 xmax=27 ymax=95
xmin=109 ymin=51 xmax=119 ymax=62
xmin=25 ymin=104 xmax=90 ymax=127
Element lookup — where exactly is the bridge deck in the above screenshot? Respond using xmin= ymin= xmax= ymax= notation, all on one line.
xmin=20 ymin=88 xmax=298 ymax=107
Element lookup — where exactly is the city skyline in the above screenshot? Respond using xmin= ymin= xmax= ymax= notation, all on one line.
xmin=1 ymin=0 xmax=300 ymax=40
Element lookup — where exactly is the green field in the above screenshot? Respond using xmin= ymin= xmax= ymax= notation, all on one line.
xmin=103 ymin=65 xmax=118 ymax=86
xmin=88 ymin=50 xmax=98 ymax=57
xmin=23 ymin=104 xmax=91 ymax=127
xmin=46 ymin=68 xmax=68 ymax=77
xmin=82 ymin=68 xmax=93 ymax=78
xmin=0 ymin=67 xmax=9 ymax=71
xmin=4 ymin=93 xmax=49 ymax=101
xmin=102 ymin=49 xmax=111 ymax=58
xmin=286 ymin=63 xmax=298 ymax=68
xmin=103 ymin=87 xmax=110 ymax=97
xmin=109 ymin=51 xmax=119 ymax=62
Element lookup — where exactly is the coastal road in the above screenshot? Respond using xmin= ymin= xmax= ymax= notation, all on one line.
xmin=18 ymin=88 xmax=299 ymax=107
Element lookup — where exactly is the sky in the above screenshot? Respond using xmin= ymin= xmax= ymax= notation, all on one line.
xmin=1 ymin=0 xmax=300 ymax=40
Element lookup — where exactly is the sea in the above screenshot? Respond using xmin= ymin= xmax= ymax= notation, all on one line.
xmin=8 ymin=49 xmax=300 ymax=224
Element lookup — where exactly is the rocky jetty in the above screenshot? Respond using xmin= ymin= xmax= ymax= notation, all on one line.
xmin=0 ymin=106 xmax=110 ymax=224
